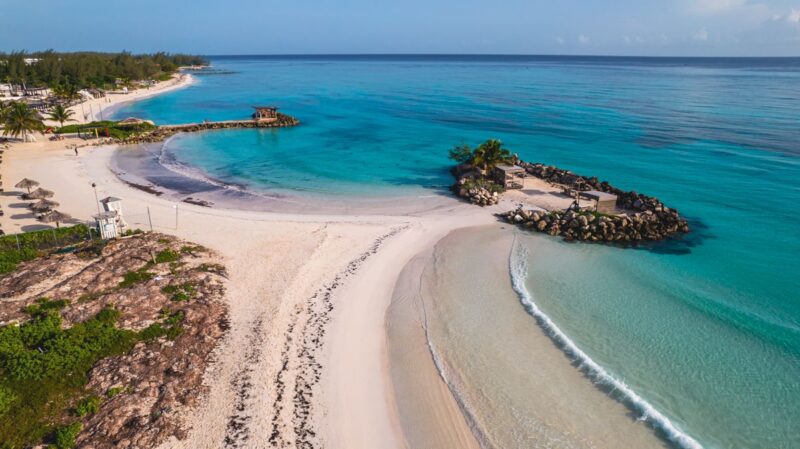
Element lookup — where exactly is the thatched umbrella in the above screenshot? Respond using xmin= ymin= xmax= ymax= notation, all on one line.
xmin=39 ymin=210 xmax=71 ymax=228
xmin=23 ymin=187 xmax=54 ymax=200
xmin=29 ymin=199 xmax=59 ymax=212
xmin=15 ymin=178 xmax=40 ymax=194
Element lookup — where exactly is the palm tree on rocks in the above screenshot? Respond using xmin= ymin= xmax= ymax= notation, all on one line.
xmin=470 ymin=139 xmax=512 ymax=173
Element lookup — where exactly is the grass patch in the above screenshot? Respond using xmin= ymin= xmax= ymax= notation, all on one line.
xmin=154 ymin=249 xmax=179 ymax=264
xmin=0 ymin=225 xmax=93 ymax=275
xmin=55 ymin=121 xmax=156 ymax=140
xmin=53 ymin=421 xmax=81 ymax=449
xmin=0 ymin=303 xmax=187 ymax=448
xmin=22 ymin=297 xmax=69 ymax=317
xmin=161 ymin=282 xmax=196 ymax=302
xmin=74 ymin=395 xmax=100 ymax=417
xmin=118 ymin=268 xmax=155 ymax=289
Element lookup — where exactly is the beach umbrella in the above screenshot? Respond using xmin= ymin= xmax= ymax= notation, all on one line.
xmin=29 ymin=199 xmax=59 ymax=212
xmin=38 ymin=210 xmax=71 ymax=228
xmin=15 ymin=178 xmax=40 ymax=194
xmin=23 ymin=187 xmax=54 ymax=200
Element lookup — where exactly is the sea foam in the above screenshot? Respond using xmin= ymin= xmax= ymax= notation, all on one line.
xmin=509 ymin=239 xmax=704 ymax=449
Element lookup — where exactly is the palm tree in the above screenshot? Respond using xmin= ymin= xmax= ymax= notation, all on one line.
xmin=2 ymin=102 xmax=45 ymax=142
xmin=48 ymin=104 xmax=75 ymax=128
xmin=470 ymin=139 xmax=512 ymax=172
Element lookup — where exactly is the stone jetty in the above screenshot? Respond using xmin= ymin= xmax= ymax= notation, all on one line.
xmin=114 ymin=113 xmax=300 ymax=145
xmin=500 ymin=160 xmax=690 ymax=243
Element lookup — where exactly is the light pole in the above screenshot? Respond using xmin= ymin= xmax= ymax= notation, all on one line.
xmin=91 ymin=182 xmax=101 ymax=215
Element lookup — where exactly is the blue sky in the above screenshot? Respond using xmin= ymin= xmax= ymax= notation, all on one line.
xmin=1 ymin=0 xmax=799 ymax=56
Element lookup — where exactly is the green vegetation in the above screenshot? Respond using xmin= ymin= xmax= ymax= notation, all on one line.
xmin=461 ymin=177 xmax=505 ymax=194
xmin=0 ymin=50 xmax=207 ymax=91
xmin=1 ymin=101 xmax=44 ymax=141
xmin=0 ymin=225 xmax=93 ymax=275
xmin=74 ymin=395 xmax=100 ymax=417
xmin=55 ymin=120 xmax=156 ymax=139
xmin=154 ymin=249 xmax=180 ymax=264
xmin=0 ymin=301 xmax=186 ymax=448
xmin=118 ymin=268 xmax=155 ymax=288
xmin=448 ymin=139 xmax=513 ymax=172
xmin=23 ymin=297 xmax=69 ymax=317
xmin=105 ymin=386 xmax=131 ymax=398
xmin=48 ymin=104 xmax=76 ymax=129
xmin=162 ymin=282 xmax=197 ymax=302
xmin=53 ymin=422 xmax=82 ymax=449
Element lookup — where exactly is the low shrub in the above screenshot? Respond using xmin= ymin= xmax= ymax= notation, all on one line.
xmin=53 ymin=422 xmax=82 ymax=449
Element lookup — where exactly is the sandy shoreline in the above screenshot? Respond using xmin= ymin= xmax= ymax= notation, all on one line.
xmin=0 ymin=75 xmax=670 ymax=449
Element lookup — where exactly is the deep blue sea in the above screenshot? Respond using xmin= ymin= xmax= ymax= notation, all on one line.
xmin=114 ymin=55 xmax=800 ymax=449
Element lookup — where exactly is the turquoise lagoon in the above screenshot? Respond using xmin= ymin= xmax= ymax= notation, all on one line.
xmin=114 ymin=56 xmax=800 ymax=448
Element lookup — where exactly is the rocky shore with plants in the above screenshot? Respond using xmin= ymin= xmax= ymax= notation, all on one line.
xmin=0 ymin=229 xmax=228 ymax=449
xmin=448 ymin=139 xmax=690 ymax=244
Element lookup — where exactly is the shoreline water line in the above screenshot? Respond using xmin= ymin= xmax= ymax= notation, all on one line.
xmin=508 ymin=236 xmax=703 ymax=449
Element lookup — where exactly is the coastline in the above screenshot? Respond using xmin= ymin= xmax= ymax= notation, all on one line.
xmin=64 ymin=72 xmax=195 ymax=126
xmin=1 ymin=67 xmax=693 ymax=449
xmin=388 ymin=225 xmax=670 ymax=449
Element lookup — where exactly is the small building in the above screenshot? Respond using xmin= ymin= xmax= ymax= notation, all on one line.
xmin=95 ymin=211 xmax=121 ymax=239
xmin=95 ymin=197 xmax=128 ymax=238
xmin=492 ymin=164 xmax=526 ymax=189
xmin=580 ymin=190 xmax=618 ymax=214
xmin=252 ymin=106 xmax=278 ymax=122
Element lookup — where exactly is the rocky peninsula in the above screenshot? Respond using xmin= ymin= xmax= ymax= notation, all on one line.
xmin=449 ymin=140 xmax=690 ymax=244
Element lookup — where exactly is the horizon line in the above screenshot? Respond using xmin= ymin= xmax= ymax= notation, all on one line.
xmin=3 ymin=50 xmax=800 ymax=59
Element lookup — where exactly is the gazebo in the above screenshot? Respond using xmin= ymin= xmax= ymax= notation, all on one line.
xmin=252 ymin=106 xmax=278 ymax=122
xmin=492 ymin=164 xmax=526 ymax=189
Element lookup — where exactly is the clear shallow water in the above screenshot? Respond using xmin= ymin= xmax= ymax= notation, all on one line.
xmin=115 ymin=55 xmax=800 ymax=448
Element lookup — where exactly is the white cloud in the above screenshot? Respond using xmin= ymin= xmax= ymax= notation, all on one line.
xmin=787 ymin=9 xmax=800 ymax=23
xmin=555 ymin=36 xmax=565 ymax=45
xmin=693 ymin=27 xmax=710 ymax=40
xmin=687 ymin=0 xmax=748 ymax=14
xmin=578 ymin=34 xmax=590 ymax=44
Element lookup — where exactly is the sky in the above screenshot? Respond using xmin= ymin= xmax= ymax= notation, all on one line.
xmin=1 ymin=0 xmax=799 ymax=56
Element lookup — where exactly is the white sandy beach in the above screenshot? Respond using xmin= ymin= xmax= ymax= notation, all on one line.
xmin=0 ymin=80 xmax=667 ymax=449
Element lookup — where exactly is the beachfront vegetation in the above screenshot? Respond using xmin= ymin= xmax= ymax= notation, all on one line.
xmin=0 ymin=224 xmax=92 ymax=274
xmin=1 ymin=101 xmax=45 ymax=140
xmin=0 ymin=300 xmax=185 ymax=448
xmin=0 ymin=50 xmax=207 ymax=90
xmin=55 ymin=120 xmax=156 ymax=139
xmin=448 ymin=139 xmax=512 ymax=172
xmin=48 ymin=104 xmax=75 ymax=128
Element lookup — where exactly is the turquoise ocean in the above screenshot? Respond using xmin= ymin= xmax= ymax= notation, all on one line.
xmin=114 ymin=55 xmax=800 ymax=448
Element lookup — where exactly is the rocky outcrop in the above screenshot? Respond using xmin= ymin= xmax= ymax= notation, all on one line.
xmin=501 ymin=207 xmax=689 ymax=243
xmin=0 ymin=233 xmax=229 ymax=449
xmin=453 ymin=176 xmax=502 ymax=206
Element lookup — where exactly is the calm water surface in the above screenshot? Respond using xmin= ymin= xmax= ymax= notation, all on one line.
xmin=115 ymin=55 xmax=800 ymax=449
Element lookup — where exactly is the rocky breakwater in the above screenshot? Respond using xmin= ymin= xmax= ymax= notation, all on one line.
xmin=116 ymin=112 xmax=300 ymax=145
xmin=503 ymin=161 xmax=690 ymax=244
xmin=502 ymin=208 xmax=687 ymax=243
xmin=451 ymin=165 xmax=503 ymax=206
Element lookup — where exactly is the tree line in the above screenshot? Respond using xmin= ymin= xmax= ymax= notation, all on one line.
xmin=0 ymin=50 xmax=208 ymax=90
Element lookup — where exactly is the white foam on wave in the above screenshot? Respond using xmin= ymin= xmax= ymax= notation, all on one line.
xmin=509 ymin=239 xmax=704 ymax=449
